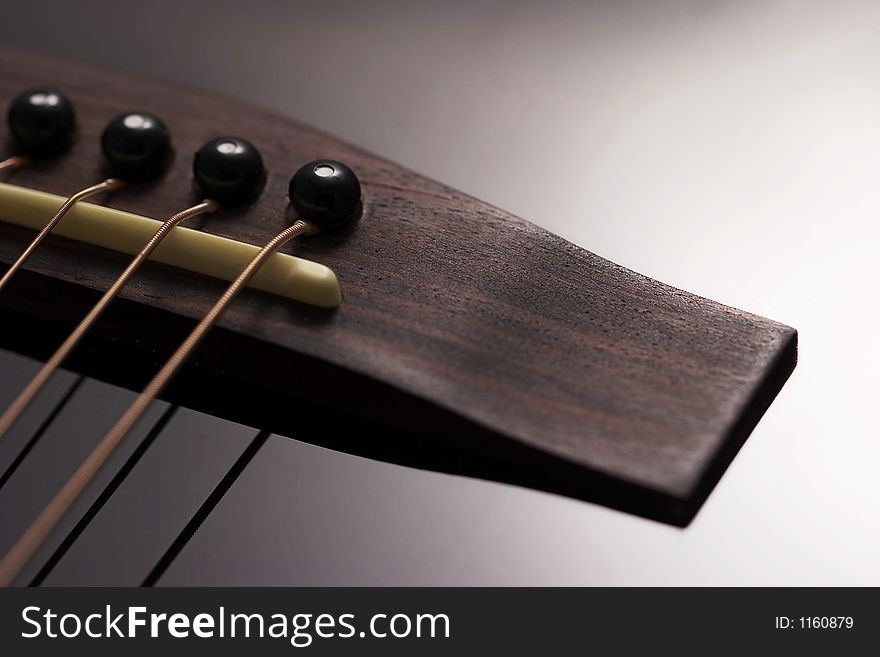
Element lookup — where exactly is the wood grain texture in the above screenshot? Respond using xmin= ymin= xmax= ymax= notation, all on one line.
xmin=0 ymin=48 xmax=796 ymax=525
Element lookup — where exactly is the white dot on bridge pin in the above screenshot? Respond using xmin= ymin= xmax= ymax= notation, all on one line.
xmin=123 ymin=113 xmax=152 ymax=129
xmin=217 ymin=140 xmax=243 ymax=155
xmin=314 ymin=164 xmax=336 ymax=177
xmin=31 ymin=92 xmax=61 ymax=107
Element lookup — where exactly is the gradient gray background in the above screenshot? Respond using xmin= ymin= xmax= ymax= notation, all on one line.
xmin=0 ymin=0 xmax=876 ymax=584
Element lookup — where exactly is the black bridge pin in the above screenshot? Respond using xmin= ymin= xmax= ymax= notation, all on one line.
xmin=0 ymin=110 xmax=175 ymax=293
xmin=2 ymin=88 xmax=77 ymax=168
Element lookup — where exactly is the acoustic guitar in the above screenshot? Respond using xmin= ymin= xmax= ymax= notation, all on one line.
xmin=0 ymin=48 xmax=795 ymax=586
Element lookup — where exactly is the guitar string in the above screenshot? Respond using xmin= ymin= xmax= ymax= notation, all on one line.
xmin=0 ymin=200 xmax=218 ymax=444
xmin=0 ymin=156 xmax=30 ymax=172
xmin=0 ymin=178 xmax=123 ymax=293
xmin=0 ymin=218 xmax=312 ymax=586
xmin=1 ymin=110 xmax=177 ymax=294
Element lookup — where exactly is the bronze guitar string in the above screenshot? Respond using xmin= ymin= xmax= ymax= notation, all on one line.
xmin=0 ymin=155 xmax=30 ymax=172
xmin=0 ymin=137 xmax=272 ymax=585
xmin=0 ymin=200 xmax=218 ymax=584
xmin=0 ymin=199 xmax=219 ymax=444
xmin=0 ymin=112 xmax=182 ymax=440
xmin=0 ymin=178 xmax=122 ymax=292
xmin=0 ymin=219 xmax=312 ymax=586
xmin=99 ymin=218 xmax=315 ymax=444
xmin=0 ymin=136 xmax=264 ymax=447
xmin=0 ymin=159 xmax=360 ymax=586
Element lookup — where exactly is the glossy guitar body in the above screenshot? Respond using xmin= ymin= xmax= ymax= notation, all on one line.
xmin=0 ymin=48 xmax=796 ymax=527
